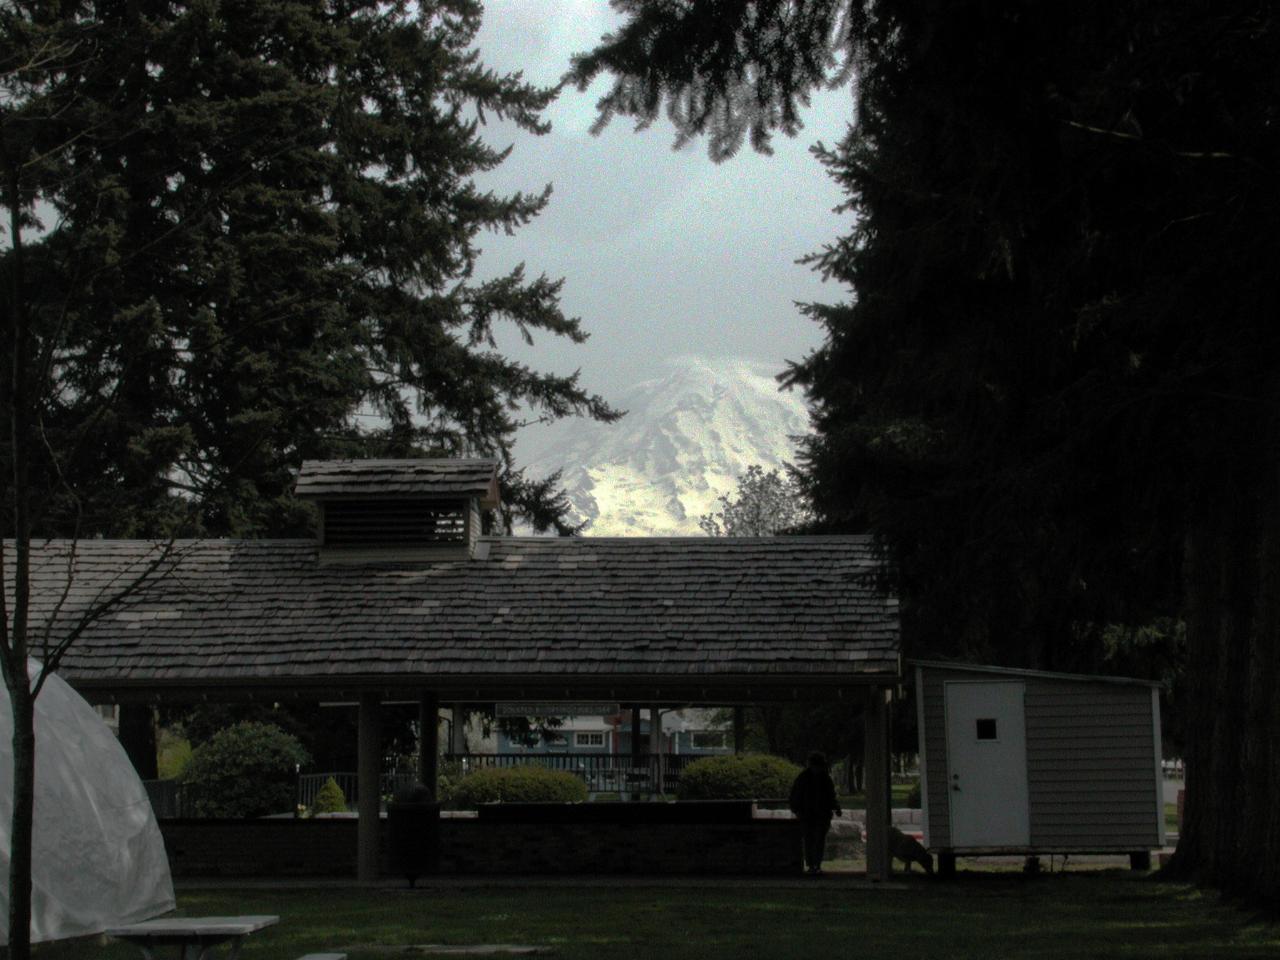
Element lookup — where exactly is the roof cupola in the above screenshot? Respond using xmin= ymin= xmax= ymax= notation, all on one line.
xmin=295 ymin=458 xmax=500 ymax=561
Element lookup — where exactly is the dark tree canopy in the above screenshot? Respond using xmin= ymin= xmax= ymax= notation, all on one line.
xmin=577 ymin=0 xmax=1277 ymax=666
xmin=578 ymin=0 xmax=1280 ymax=905
xmin=3 ymin=0 xmax=617 ymax=540
xmin=572 ymin=0 xmax=854 ymax=161
xmin=4 ymin=8 xmax=617 ymax=950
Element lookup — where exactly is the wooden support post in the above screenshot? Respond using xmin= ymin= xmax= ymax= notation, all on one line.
xmin=418 ymin=691 xmax=440 ymax=799
xmin=630 ymin=705 xmax=642 ymax=757
xmin=450 ymin=704 xmax=467 ymax=755
xmin=357 ymin=693 xmax=382 ymax=882
xmin=864 ymin=685 xmax=892 ymax=882
xmin=650 ymin=705 xmax=663 ymax=796
xmin=733 ymin=706 xmax=745 ymax=754
xmin=118 ymin=704 xmax=158 ymax=780
xmin=630 ymin=705 xmax=643 ymax=801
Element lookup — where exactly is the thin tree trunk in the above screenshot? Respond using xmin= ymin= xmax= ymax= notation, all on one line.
xmin=4 ymin=135 xmax=37 ymax=960
xmin=7 ymin=679 xmax=35 ymax=959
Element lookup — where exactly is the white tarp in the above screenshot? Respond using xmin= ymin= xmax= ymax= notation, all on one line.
xmin=0 ymin=661 xmax=175 ymax=944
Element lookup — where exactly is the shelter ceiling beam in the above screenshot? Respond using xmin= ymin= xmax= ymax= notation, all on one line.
xmin=72 ymin=673 xmax=900 ymax=707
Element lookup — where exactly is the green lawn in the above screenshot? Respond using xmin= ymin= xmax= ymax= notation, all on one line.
xmin=34 ymin=873 xmax=1277 ymax=960
xmin=838 ymin=782 xmax=918 ymax=808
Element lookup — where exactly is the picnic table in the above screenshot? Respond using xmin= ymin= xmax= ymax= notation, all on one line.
xmin=105 ymin=915 xmax=279 ymax=960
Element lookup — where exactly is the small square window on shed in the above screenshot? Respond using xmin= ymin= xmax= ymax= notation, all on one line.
xmin=975 ymin=718 xmax=998 ymax=741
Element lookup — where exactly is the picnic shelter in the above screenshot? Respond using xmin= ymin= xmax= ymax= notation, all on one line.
xmin=20 ymin=459 xmax=903 ymax=879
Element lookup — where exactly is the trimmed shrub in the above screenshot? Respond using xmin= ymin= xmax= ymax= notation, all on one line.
xmin=157 ymin=729 xmax=193 ymax=780
xmin=437 ymin=758 xmax=466 ymax=807
xmin=451 ymin=766 xmax=587 ymax=808
xmin=310 ymin=776 xmax=348 ymax=815
xmin=181 ymin=721 xmax=309 ymax=818
xmin=676 ymin=753 xmax=801 ymax=800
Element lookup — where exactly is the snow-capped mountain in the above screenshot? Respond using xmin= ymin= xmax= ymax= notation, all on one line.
xmin=518 ymin=355 xmax=811 ymax=536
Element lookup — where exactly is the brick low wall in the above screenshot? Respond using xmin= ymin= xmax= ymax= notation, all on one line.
xmin=440 ymin=818 xmax=800 ymax=875
xmin=161 ymin=819 xmax=361 ymax=878
xmin=159 ymin=816 xmax=803 ymax=879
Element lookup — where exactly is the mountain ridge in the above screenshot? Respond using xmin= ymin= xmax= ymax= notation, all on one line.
xmin=518 ymin=355 xmax=811 ymax=536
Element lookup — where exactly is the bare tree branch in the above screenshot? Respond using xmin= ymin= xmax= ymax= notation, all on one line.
xmin=1061 ymin=119 xmax=1262 ymax=167
xmin=29 ymin=538 xmax=177 ymax=699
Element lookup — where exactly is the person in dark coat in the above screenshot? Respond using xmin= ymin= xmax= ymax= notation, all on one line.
xmin=789 ymin=751 xmax=842 ymax=875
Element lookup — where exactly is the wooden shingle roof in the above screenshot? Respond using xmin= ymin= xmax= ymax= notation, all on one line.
xmin=295 ymin=458 xmax=500 ymax=506
xmin=18 ymin=536 xmax=900 ymax=701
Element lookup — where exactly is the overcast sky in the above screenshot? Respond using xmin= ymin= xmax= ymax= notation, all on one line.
xmin=471 ymin=1 xmax=856 ymax=413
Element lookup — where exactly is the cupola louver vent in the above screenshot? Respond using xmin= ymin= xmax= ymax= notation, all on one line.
xmin=295 ymin=458 xmax=500 ymax=562
xmin=322 ymin=498 xmax=468 ymax=548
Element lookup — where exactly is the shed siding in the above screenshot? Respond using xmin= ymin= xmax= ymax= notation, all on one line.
xmin=920 ymin=670 xmax=952 ymax=847
xmin=916 ymin=664 xmax=1160 ymax=852
xmin=1024 ymin=680 xmax=1159 ymax=848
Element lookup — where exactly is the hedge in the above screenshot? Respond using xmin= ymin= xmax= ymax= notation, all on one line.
xmin=451 ymin=766 xmax=588 ymax=808
xmin=675 ymin=753 xmax=801 ymax=800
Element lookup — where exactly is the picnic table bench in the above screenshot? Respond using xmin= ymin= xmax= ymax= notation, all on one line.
xmin=105 ymin=915 xmax=280 ymax=960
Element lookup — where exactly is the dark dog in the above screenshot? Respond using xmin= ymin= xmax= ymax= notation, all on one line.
xmin=889 ymin=827 xmax=934 ymax=875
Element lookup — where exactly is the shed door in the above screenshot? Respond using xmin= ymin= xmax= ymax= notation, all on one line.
xmin=945 ymin=681 xmax=1030 ymax=847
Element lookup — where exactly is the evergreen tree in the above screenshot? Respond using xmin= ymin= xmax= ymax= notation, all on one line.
xmin=576 ymin=0 xmax=1280 ymax=903
xmin=6 ymin=0 xmax=616 ymax=541
xmin=3 ymin=4 xmax=614 ymax=952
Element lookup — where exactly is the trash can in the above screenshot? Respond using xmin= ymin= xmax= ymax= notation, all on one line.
xmin=387 ymin=784 xmax=441 ymax=887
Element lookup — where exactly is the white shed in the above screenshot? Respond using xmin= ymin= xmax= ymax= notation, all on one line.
xmin=913 ymin=661 xmax=1165 ymax=872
